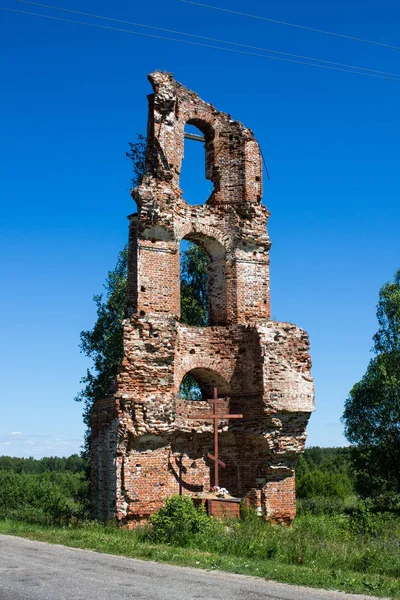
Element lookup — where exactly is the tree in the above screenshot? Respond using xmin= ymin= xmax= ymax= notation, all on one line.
xmin=75 ymin=247 xmax=128 ymax=457
xmin=342 ymin=269 xmax=400 ymax=496
xmin=76 ymin=134 xmax=208 ymax=456
xmin=295 ymin=447 xmax=354 ymax=500
xmin=180 ymin=243 xmax=208 ymax=327
xmin=126 ymin=134 xmax=146 ymax=187
xmin=179 ymin=242 xmax=209 ymax=401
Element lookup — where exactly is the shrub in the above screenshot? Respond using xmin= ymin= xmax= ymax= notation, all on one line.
xmin=149 ymin=495 xmax=213 ymax=546
xmin=297 ymin=469 xmax=353 ymax=500
xmin=297 ymin=496 xmax=357 ymax=516
xmin=346 ymin=498 xmax=400 ymax=537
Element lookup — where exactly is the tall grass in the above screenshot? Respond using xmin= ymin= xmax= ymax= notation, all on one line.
xmin=1 ymin=450 xmax=400 ymax=598
xmin=1 ymin=512 xmax=400 ymax=598
xmin=143 ymin=499 xmax=400 ymax=581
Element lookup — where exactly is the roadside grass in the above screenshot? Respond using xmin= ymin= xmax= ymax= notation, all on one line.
xmin=1 ymin=515 xmax=400 ymax=598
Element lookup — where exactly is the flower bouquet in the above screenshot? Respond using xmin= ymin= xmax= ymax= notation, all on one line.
xmin=211 ymin=486 xmax=230 ymax=498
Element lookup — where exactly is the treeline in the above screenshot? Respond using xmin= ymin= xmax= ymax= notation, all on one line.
xmin=0 ymin=454 xmax=89 ymax=524
xmin=1 ymin=447 xmax=398 ymax=524
xmin=296 ymin=446 xmax=400 ymax=517
xmin=0 ymin=454 xmax=87 ymax=474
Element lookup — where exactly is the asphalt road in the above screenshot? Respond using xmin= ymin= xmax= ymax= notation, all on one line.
xmin=0 ymin=535 xmax=386 ymax=600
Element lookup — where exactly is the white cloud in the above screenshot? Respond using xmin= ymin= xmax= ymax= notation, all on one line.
xmin=0 ymin=431 xmax=83 ymax=458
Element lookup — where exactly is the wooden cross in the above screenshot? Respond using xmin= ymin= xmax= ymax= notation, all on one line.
xmin=188 ymin=387 xmax=242 ymax=488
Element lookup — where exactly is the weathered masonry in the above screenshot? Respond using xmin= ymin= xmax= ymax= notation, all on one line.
xmin=91 ymin=72 xmax=314 ymax=525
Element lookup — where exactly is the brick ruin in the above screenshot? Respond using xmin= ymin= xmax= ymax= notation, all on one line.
xmin=91 ymin=72 xmax=315 ymax=525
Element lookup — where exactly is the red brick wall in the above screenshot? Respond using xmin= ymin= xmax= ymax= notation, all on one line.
xmin=207 ymin=499 xmax=241 ymax=519
xmin=263 ymin=476 xmax=297 ymax=523
xmin=91 ymin=72 xmax=314 ymax=525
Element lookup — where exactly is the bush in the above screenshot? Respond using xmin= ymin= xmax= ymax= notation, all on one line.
xmin=346 ymin=498 xmax=400 ymax=537
xmin=297 ymin=496 xmax=356 ymax=516
xmin=149 ymin=496 xmax=214 ymax=546
xmin=297 ymin=469 xmax=353 ymax=500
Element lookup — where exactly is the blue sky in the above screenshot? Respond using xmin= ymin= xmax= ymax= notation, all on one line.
xmin=1 ymin=0 xmax=399 ymax=458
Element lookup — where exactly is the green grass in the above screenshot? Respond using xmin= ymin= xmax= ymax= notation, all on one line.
xmin=1 ymin=515 xmax=400 ymax=598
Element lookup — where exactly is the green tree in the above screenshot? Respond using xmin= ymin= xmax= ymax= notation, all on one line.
xmin=179 ymin=242 xmax=209 ymax=401
xmin=181 ymin=243 xmax=208 ymax=327
xmin=126 ymin=133 xmax=146 ymax=187
xmin=75 ymin=247 xmax=128 ymax=457
xmin=0 ymin=470 xmax=88 ymax=524
xmin=76 ymin=134 xmax=208 ymax=455
xmin=0 ymin=454 xmax=86 ymax=474
xmin=296 ymin=447 xmax=354 ymax=500
xmin=342 ymin=269 xmax=400 ymax=496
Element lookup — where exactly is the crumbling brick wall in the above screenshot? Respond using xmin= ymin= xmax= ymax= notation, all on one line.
xmin=91 ymin=72 xmax=314 ymax=525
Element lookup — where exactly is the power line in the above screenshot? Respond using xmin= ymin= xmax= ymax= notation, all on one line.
xmin=13 ymin=0 xmax=400 ymax=79
xmin=178 ymin=0 xmax=400 ymax=51
xmin=1 ymin=7 xmax=399 ymax=82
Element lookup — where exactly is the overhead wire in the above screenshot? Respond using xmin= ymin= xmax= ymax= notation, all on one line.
xmin=1 ymin=7 xmax=399 ymax=82
xmin=178 ymin=0 xmax=400 ymax=51
xmin=12 ymin=0 xmax=400 ymax=79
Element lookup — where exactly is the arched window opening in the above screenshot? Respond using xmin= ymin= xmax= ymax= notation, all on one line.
xmin=180 ymin=123 xmax=213 ymax=205
xmin=179 ymin=368 xmax=230 ymax=401
xmin=180 ymin=233 xmax=227 ymax=327
xmin=179 ymin=373 xmax=203 ymax=401
xmin=180 ymin=240 xmax=209 ymax=327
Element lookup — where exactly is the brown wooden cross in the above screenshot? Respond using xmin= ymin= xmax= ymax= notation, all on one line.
xmin=188 ymin=387 xmax=242 ymax=487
